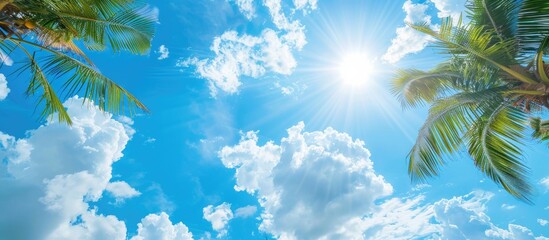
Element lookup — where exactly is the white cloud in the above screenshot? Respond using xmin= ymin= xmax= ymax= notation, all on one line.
xmin=501 ymin=204 xmax=516 ymax=210
xmin=0 ymin=74 xmax=10 ymax=100
xmin=538 ymin=219 xmax=548 ymax=227
xmin=0 ymin=50 xmax=13 ymax=66
xmin=0 ymin=96 xmax=131 ymax=239
xmin=383 ymin=0 xmax=433 ymax=63
xmin=540 ymin=177 xmax=549 ymax=191
xmin=234 ymin=205 xmax=257 ymax=218
xmin=261 ymin=30 xmax=297 ymax=75
xmin=234 ymin=0 xmax=255 ymax=19
xmin=220 ymin=122 xmax=547 ymax=239
xmin=47 ymin=210 xmax=127 ymax=240
xmin=383 ymin=0 xmax=468 ymax=63
xmin=157 ymin=45 xmax=170 ymax=60
xmin=184 ymin=29 xmax=300 ymax=96
xmin=434 ymin=191 xmax=549 ymax=240
xmin=337 ymin=195 xmax=437 ymax=239
xmin=117 ymin=115 xmax=134 ymax=125
xmin=106 ymin=181 xmax=141 ymax=203
xmin=274 ymin=82 xmax=295 ymax=95
xmin=411 ymin=183 xmax=431 ymax=192
xmin=292 ymin=0 xmax=317 ymax=12
xmin=182 ymin=31 xmax=262 ymax=96
xmin=203 ymin=203 xmax=234 ymax=238
xmin=184 ymin=0 xmax=313 ymax=96
xmin=220 ymin=122 xmax=393 ymax=239
xmin=430 ymin=0 xmax=467 ymax=19
xmin=0 ymin=96 xmax=191 ymax=240
xmin=403 ymin=0 xmax=432 ymax=23
xmin=131 ymin=212 xmax=194 ymax=240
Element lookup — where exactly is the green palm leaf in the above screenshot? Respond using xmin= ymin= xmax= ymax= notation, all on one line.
xmin=393 ymin=0 xmax=549 ymax=202
xmin=391 ymin=68 xmax=459 ymax=108
xmin=466 ymin=102 xmax=532 ymax=201
xmin=531 ymin=117 xmax=549 ymax=143
xmin=411 ymin=19 xmax=537 ymax=84
xmin=408 ymin=88 xmax=502 ymax=180
xmin=1 ymin=0 xmax=156 ymax=124
xmin=517 ymin=0 xmax=549 ymax=56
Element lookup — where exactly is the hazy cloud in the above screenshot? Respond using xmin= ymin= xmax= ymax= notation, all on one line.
xmin=157 ymin=45 xmax=170 ymax=60
xmin=234 ymin=205 xmax=257 ymax=218
xmin=203 ymin=203 xmax=234 ymax=238
xmin=0 ymin=74 xmax=10 ymax=100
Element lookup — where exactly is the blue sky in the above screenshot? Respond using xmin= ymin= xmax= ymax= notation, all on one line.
xmin=1 ymin=0 xmax=549 ymax=239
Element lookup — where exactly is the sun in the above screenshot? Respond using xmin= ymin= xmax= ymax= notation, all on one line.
xmin=338 ymin=53 xmax=374 ymax=86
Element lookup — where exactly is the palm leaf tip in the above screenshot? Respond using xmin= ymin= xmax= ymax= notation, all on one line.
xmin=530 ymin=117 xmax=549 ymax=144
xmin=467 ymin=103 xmax=533 ymax=202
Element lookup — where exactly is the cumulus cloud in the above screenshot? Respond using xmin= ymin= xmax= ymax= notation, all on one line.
xmin=184 ymin=0 xmax=313 ymax=96
xmin=234 ymin=205 xmax=257 ymax=218
xmin=106 ymin=181 xmax=141 ymax=204
xmin=234 ymin=0 xmax=255 ymax=19
xmin=0 ymin=97 xmax=132 ymax=239
xmin=203 ymin=203 xmax=234 ymax=238
xmin=383 ymin=0 xmax=468 ymax=63
xmin=220 ymin=122 xmax=547 ymax=239
xmin=538 ymin=219 xmax=548 ymax=227
xmin=220 ymin=122 xmax=393 ymax=239
xmin=0 ymin=74 xmax=10 ymax=100
xmin=383 ymin=0 xmax=432 ymax=63
xmin=292 ymin=0 xmax=317 ymax=12
xmin=157 ymin=45 xmax=170 ymax=60
xmin=0 ymin=97 xmax=192 ymax=240
xmin=430 ymin=0 xmax=467 ymax=19
xmin=131 ymin=212 xmax=194 ymax=240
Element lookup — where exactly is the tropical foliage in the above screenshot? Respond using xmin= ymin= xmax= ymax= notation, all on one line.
xmin=391 ymin=0 xmax=549 ymax=202
xmin=0 ymin=0 xmax=156 ymax=124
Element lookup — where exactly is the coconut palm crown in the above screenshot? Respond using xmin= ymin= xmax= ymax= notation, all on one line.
xmin=392 ymin=0 xmax=549 ymax=202
xmin=0 ymin=0 xmax=156 ymax=124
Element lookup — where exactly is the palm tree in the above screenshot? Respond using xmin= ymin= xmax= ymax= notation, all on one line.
xmin=0 ymin=0 xmax=156 ymax=124
xmin=391 ymin=0 xmax=549 ymax=202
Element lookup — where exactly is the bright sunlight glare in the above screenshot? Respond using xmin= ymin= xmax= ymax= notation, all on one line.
xmin=338 ymin=53 xmax=373 ymax=86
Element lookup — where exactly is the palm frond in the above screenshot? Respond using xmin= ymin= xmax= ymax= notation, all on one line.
xmin=467 ymin=0 xmax=518 ymax=40
xmin=411 ymin=19 xmax=537 ymax=84
xmin=408 ymin=88 xmax=503 ymax=181
xmin=44 ymin=53 xmax=148 ymax=115
xmin=530 ymin=117 xmax=549 ymax=143
xmin=7 ymin=37 xmax=148 ymax=123
xmin=391 ymin=68 xmax=460 ymax=108
xmin=10 ymin=41 xmax=71 ymax=124
xmin=1 ymin=0 xmax=155 ymax=123
xmin=466 ymin=102 xmax=532 ymax=201
xmin=466 ymin=0 xmax=520 ymax=58
xmin=534 ymin=36 xmax=549 ymax=83
xmin=56 ymin=3 xmax=156 ymax=54
xmin=18 ymin=0 xmax=156 ymax=54
xmin=517 ymin=0 xmax=549 ymax=57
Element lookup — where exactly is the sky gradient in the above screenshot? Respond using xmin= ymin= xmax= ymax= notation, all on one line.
xmin=1 ymin=0 xmax=549 ymax=239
